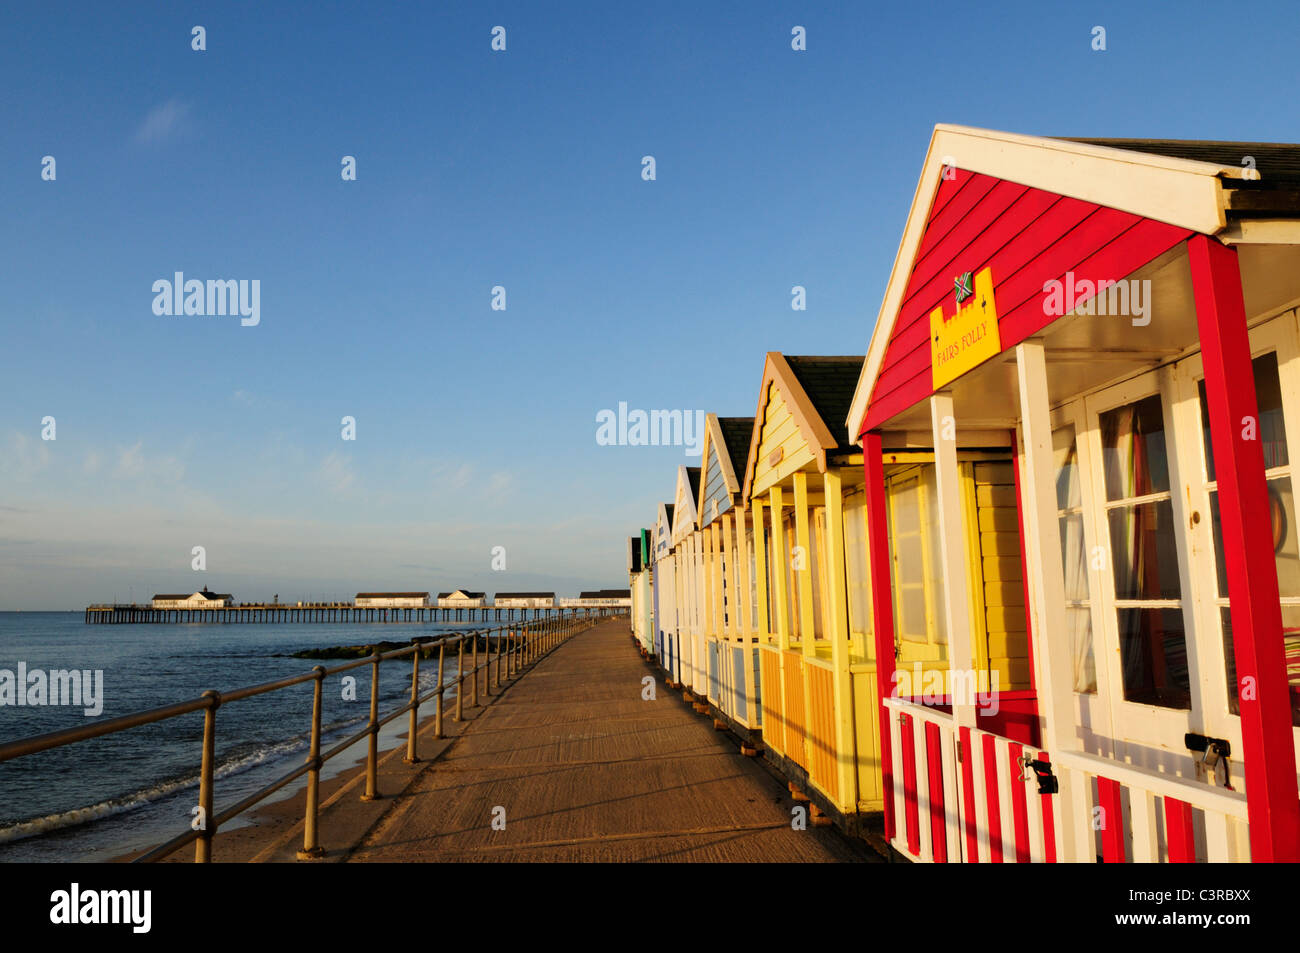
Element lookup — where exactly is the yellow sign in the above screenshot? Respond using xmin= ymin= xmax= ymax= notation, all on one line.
xmin=930 ymin=266 xmax=1001 ymax=389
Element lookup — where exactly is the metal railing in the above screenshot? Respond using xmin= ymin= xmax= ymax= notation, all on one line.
xmin=0 ymin=614 xmax=607 ymax=862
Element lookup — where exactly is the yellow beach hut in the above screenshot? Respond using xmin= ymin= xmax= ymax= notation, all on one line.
xmin=739 ymin=353 xmax=893 ymax=828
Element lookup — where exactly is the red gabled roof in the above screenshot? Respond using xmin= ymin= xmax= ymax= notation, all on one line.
xmin=860 ymin=169 xmax=1192 ymax=433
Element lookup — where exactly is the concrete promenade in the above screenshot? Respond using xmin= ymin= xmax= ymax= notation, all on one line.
xmin=347 ymin=618 xmax=873 ymax=862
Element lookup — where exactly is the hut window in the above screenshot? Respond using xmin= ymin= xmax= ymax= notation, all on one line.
xmin=1054 ymin=424 xmax=1097 ymax=693
xmin=746 ymin=527 xmax=760 ymax=633
xmin=766 ymin=514 xmax=792 ymax=637
xmin=1198 ymin=351 xmax=1300 ymax=725
xmin=811 ymin=508 xmax=826 ymax=640
xmin=1099 ymin=394 xmax=1190 ymax=710
xmin=885 ymin=465 xmax=947 ymax=657
xmin=842 ymin=490 xmax=873 ymax=656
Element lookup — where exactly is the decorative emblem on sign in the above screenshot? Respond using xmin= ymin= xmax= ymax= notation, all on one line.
xmin=954 ymin=271 xmax=974 ymax=305
xmin=931 ymin=266 xmax=1001 ymax=390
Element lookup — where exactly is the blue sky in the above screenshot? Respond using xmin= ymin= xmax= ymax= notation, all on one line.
xmin=2 ymin=1 xmax=1298 ymax=608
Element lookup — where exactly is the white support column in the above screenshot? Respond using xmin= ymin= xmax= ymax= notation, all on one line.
xmin=930 ymin=392 xmax=976 ymax=729
xmin=1015 ymin=339 xmax=1082 ymax=862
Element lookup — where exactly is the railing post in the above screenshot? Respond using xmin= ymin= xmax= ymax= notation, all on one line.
xmin=404 ymin=643 xmax=421 ymax=764
xmin=455 ymin=637 xmax=464 ymax=722
xmin=361 ymin=650 xmax=381 ymax=801
xmin=195 ymin=690 xmax=221 ymax=863
xmin=298 ymin=667 xmax=326 ymax=859
xmin=471 ymin=631 xmax=480 ymax=707
xmin=435 ymin=640 xmax=446 ymax=739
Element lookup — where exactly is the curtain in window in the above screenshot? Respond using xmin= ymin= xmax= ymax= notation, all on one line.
xmin=1054 ymin=427 xmax=1096 ymax=693
xmin=842 ymin=492 xmax=873 ymax=654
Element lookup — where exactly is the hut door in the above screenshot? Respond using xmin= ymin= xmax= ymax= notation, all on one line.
xmin=1080 ymin=369 xmax=1200 ymax=772
xmin=1045 ymin=406 xmax=1114 ymax=757
xmin=884 ymin=465 xmax=948 ymax=672
xmin=1179 ymin=314 xmax=1300 ymax=776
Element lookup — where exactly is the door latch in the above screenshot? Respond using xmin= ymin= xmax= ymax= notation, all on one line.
xmin=1019 ymin=755 xmax=1059 ymax=795
xmin=1185 ymin=733 xmax=1234 ymax=788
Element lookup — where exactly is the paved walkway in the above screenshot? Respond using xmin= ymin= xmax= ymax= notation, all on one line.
xmin=347 ymin=619 xmax=870 ymax=862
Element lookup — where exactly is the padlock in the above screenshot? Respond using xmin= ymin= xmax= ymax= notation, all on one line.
xmin=1203 ymin=741 xmax=1222 ymax=770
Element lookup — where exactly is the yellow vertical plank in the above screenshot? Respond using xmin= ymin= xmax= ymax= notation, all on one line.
xmin=703 ymin=524 xmax=715 ymax=637
xmin=961 ymin=462 xmax=991 ymax=680
xmin=822 ymin=469 xmax=857 ymax=811
xmin=752 ymin=498 xmax=770 ymax=642
xmin=711 ymin=522 xmax=723 ymax=638
xmin=769 ymin=487 xmax=791 ymax=753
xmin=735 ymin=507 xmax=751 ymax=641
xmin=769 ymin=486 xmax=790 ymax=652
xmin=722 ymin=513 xmax=736 ymax=640
xmin=793 ymin=471 xmax=816 ymax=655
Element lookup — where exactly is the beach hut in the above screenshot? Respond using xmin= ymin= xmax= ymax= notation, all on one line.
xmin=696 ymin=415 xmax=763 ymax=733
xmin=670 ymin=465 xmax=704 ymax=698
xmin=639 ymin=529 xmax=654 ymax=653
xmin=151 ymin=587 xmax=232 ymax=609
xmin=437 ymin=590 xmax=486 ymax=607
xmin=627 ymin=536 xmax=654 ymax=651
xmin=492 ymin=592 xmax=555 ymax=609
xmin=739 ymin=353 xmax=890 ymax=825
xmin=653 ymin=503 xmax=678 ymax=683
xmin=355 ymin=592 xmax=429 ymax=608
xmin=846 ymin=124 xmax=1300 ymax=863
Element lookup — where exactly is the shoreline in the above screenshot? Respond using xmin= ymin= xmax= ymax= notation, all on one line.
xmin=111 ymin=690 xmax=483 ymax=863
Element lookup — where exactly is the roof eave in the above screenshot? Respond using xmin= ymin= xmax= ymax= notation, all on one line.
xmin=847 ymin=123 xmax=1236 ymax=441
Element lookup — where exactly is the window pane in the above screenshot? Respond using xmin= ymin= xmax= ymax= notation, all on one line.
xmin=1199 ymin=351 xmax=1288 ymax=483
xmin=1060 ymin=513 xmax=1096 ymax=691
xmin=1100 ymin=395 xmax=1170 ymax=500
xmin=1118 ymin=608 xmax=1191 ymax=709
xmin=842 ymin=492 xmax=873 ymax=644
xmin=1053 ymin=424 xmax=1082 ymax=509
xmin=886 ymin=467 xmax=946 ymax=649
xmin=1108 ymin=500 xmax=1181 ymax=600
xmin=922 ymin=466 xmax=947 ymax=642
xmin=1056 ymin=422 xmax=1096 ymax=696
xmin=1209 ymin=477 xmax=1300 ymax=600
xmin=1066 ymin=606 xmax=1097 ymax=694
xmin=1221 ymin=605 xmax=1300 ymax=726
xmin=810 ymin=509 xmax=825 ymax=639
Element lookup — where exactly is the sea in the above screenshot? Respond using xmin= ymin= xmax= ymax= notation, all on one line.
xmin=0 ymin=611 xmax=508 ymax=862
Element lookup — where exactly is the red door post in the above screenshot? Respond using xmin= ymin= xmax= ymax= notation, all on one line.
xmin=1189 ymin=234 xmax=1300 ymax=861
xmin=863 ymin=431 xmax=898 ymax=841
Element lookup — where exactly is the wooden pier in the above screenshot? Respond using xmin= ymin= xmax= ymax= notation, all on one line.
xmin=83 ymin=603 xmax=622 ymax=625
xmin=345 ymin=618 xmax=875 ymax=862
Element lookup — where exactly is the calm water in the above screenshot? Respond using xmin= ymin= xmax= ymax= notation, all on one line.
xmin=0 ymin=611 xmax=506 ymax=862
